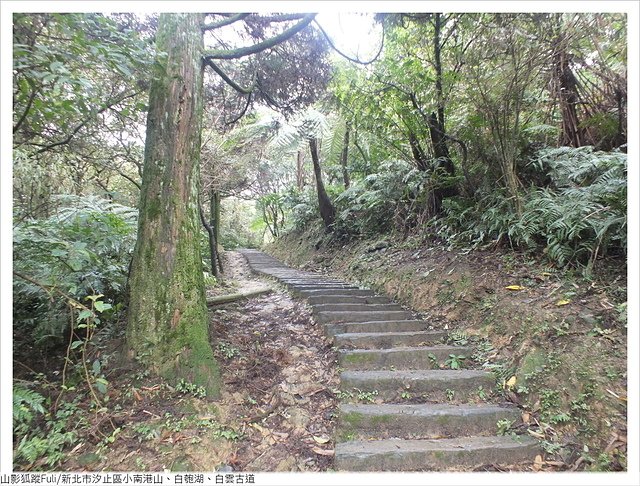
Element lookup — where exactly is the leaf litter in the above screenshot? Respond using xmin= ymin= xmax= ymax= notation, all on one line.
xmin=57 ymin=251 xmax=339 ymax=472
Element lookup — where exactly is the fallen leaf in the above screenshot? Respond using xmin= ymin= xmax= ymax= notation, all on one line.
xmin=522 ymin=412 xmax=530 ymax=424
xmin=133 ymin=388 xmax=142 ymax=401
xmin=555 ymin=299 xmax=571 ymax=306
xmin=505 ymin=375 xmax=517 ymax=389
xmin=533 ymin=454 xmax=543 ymax=471
xmin=312 ymin=435 xmax=330 ymax=444
xmin=312 ymin=447 xmax=334 ymax=456
xmin=505 ymin=285 xmax=525 ymax=291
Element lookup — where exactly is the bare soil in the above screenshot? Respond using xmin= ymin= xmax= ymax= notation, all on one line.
xmin=17 ymin=251 xmax=339 ymax=472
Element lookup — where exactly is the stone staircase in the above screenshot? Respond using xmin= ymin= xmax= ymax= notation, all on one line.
xmin=239 ymin=249 xmax=539 ymax=472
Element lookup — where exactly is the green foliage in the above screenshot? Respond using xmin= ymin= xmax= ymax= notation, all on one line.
xmin=175 ymin=380 xmax=207 ymax=399
xmin=257 ymin=193 xmax=286 ymax=238
xmin=218 ymin=197 xmax=262 ymax=249
xmin=13 ymin=385 xmax=46 ymax=438
xmin=281 ymin=186 xmax=321 ymax=231
xmin=436 ymin=147 xmax=626 ymax=270
xmin=13 ymin=13 xmax=151 ymax=152
xmin=269 ymin=108 xmax=330 ymax=153
xmin=216 ymin=342 xmax=240 ymax=360
xmin=13 ymin=195 xmax=137 ymax=345
xmin=333 ymin=159 xmax=431 ymax=237
xmin=444 ymin=354 xmax=467 ymax=370
xmin=13 ymin=386 xmax=80 ymax=468
xmin=496 ymin=418 xmax=516 ymax=436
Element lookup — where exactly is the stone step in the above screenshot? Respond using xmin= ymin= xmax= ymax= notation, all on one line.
xmin=297 ymin=288 xmax=376 ymax=298
xmin=307 ymin=295 xmax=392 ymax=305
xmin=334 ymin=330 xmax=447 ymax=349
xmin=326 ymin=320 xmax=430 ymax=337
xmin=291 ymin=286 xmax=361 ymax=295
xmin=338 ymin=345 xmax=473 ymax=370
xmin=338 ymin=403 xmax=520 ymax=440
xmin=334 ymin=435 xmax=539 ymax=471
xmin=311 ymin=303 xmax=405 ymax=313
xmin=340 ymin=369 xmax=494 ymax=401
xmin=315 ymin=310 xmax=414 ymax=324
xmin=286 ymin=282 xmax=357 ymax=288
xmin=278 ymin=279 xmax=348 ymax=289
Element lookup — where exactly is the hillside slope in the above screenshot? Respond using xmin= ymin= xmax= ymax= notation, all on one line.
xmin=266 ymin=228 xmax=628 ymax=471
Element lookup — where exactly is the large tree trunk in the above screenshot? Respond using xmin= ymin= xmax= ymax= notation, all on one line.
xmin=127 ymin=13 xmax=220 ymax=396
xmin=408 ymin=130 xmax=429 ymax=171
xmin=309 ymin=137 xmax=336 ymax=231
xmin=430 ymin=14 xmax=455 ymax=176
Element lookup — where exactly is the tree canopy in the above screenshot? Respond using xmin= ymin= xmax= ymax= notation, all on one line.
xmin=8 ymin=9 xmax=630 ymax=471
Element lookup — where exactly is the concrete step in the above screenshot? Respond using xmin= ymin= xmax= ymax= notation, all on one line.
xmin=334 ymin=330 xmax=447 ymax=349
xmin=326 ymin=320 xmax=430 ymax=337
xmin=291 ymin=286 xmax=361 ymax=295
xmin=307 ymin=295 xmax=392 ymax=305
xmin=297 ymin=288 xmax=376 ymax=298
xmin=281 ymin=280 xmax=345 ymax=285
xmin=338 ymin=345 xmax=473 ymax=370
xmin=311 ymin=303 xmax=405 ymax=313
xmin=340 ymin=369 xmax=494 ymax=402
xmin=334 ymin=435 xmax=539 ymax=471
xmin=315 ymin=310 xmax=414 ymax=324
xmin=287 ymin=283 xmax=358 ymax=289
xmin=338 ymin=403 xmax=520 ymax=440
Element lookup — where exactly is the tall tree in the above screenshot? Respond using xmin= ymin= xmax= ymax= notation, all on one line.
xmin=126 ymin=13 xmax=220 ymax=394
xmin=127 ymin=13 xmax=323 ymax=393
xmin=309 ymin=137 xmax=336 ymax=230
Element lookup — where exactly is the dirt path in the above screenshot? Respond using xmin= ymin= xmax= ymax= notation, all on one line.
xmin=209 ymin=251 xmax=339 ymax=471
xmin=60 ymin=250 xmax=338 ymax=472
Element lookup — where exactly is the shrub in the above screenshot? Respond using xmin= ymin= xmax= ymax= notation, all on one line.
xmin=333 ymin=159 xmax=432 ymax=237
xmin=13 ymin=195 xmax=137 ymax=346
xmin=436 ymin=146 xmax=626 ymax=270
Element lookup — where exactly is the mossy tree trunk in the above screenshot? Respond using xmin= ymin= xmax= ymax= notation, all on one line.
xmin=127 ymin=13 xmax=220 ymax=396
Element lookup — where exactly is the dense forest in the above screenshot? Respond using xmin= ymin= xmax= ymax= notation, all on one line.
xmin=10 ymin=11 xmax=630 ymax=473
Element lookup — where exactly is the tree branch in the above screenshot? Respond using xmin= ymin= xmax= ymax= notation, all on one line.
xmin=32 ymin=90 xmax=141 ymax=155
xmin=313 ymin=18 xmax=384 ymax=65
xmin=256 ymin=14 xmax=310 ymax=23
xmin=204 ymin=13 xmax=316 ymax=60
xmin=202 ymin=13 xmax=250 ymax=31
xmin=204 ymin=58 xmax=255 ymax=94
xmin=13 ymin=79 xmax=40 ymax=134
xmin=225 ymin=93 xmax=252 ymax=126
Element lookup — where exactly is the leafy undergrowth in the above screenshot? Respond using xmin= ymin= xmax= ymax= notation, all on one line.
xmin=13 ymin=252 xmax=339 ymax=472
xmin=266 ymin=228 xmax=628 ymax=472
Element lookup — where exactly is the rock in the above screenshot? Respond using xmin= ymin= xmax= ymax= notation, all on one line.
xmin=275 ymin=456 xmax=298 ymax=472
xmin=286 ymin=407 xmax=311 ymax=432
xmin=77 ymin=453 xmax=101 ymax=466
xmin=170 ymin=455 xmax=194 ymax=472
